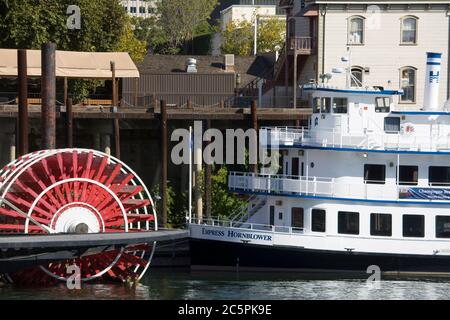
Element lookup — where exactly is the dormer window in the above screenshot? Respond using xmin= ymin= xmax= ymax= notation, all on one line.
xmin=348 ymin=16 xmax=365 ymax=45
xmin=401 ymin=16 xmax=418 ymax=45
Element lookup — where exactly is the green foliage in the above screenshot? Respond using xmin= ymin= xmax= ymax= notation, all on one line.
xmin=221 ymin=20 xmax=254 ymax=56
xmin=151 ymin=182 xmax=188 ymax=229
xmin=114 ymin=17 xmax=147 ymax=62
xmin=221 ymin=17 xmax=286 ymax=56
xmin=130 ymin=16 xmax=169 ymax=54
xmin=158 ymin=0 xmax=218 ymax=53
xmin=210 ymin=166 xmax=246 ymax=219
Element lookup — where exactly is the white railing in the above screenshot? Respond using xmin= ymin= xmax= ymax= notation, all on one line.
xmin=228 ymin=171 xmax=450 ymax=202
xmin=261 ymin=126 xmax=450 ymax=152
xmin=190 ymin=216 xmax=305 ymax=235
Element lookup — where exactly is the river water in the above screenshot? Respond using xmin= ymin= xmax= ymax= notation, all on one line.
xmin=1 ymin=268 xmax=450 ymax=300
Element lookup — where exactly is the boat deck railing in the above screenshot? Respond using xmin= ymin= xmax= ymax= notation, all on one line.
xmin=262 ymin=126 xmax=450 ymax=152
xmin=228 ymin=171 xmax=450 ymax=202
xmin=190 ymin=216 xmax=305 ymax=235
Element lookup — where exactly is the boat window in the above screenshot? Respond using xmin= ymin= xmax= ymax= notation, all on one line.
xmin=370 ymin=213 xmax=392 ymax=236
xmin=321 ymin=97 xmax=331 ymax=113
xmin=364 ymin=164 xmax=386 ymax=184
xmin=397 ymin=165 xmax=418 ymax=185
xmin=436 ymin=216 xmax=450 ymax=238
xmin=338 ymin=211 xmax=359 ymax=235
xmin=313 ymin=97 xmax=321 ymax=113
xmin=291 ymin=207 xmax=304 ymax=228
xmin=384 ymin=117 xmax=400 ymax=133
xmin=400 ymin=67 xmax=416 ymax=103
xmin=333 ymin=98 xmax=348 ymax=114
xmin=311 ymin=209 xmax=326 ymax=232
xmin=279 ymin=212 xmax=283 ymax=220
xmin=375 ymin=97 xmax=391 ymax=113
xmin=403 ymin=214 xmax=424 ymax=237
xmin=429 ymin=166 xmax=450 ymax=186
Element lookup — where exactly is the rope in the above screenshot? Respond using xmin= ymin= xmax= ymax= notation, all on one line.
xmin=0 ymin=99 xmax=18 ymax=104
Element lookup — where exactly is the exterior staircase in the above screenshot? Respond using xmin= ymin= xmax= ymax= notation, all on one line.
xmin=231 ymin=196 xmax=267 ymax=228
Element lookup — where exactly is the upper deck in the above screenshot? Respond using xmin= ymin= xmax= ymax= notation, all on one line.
xmin=261 ymin=85 xmax=450 ymax=153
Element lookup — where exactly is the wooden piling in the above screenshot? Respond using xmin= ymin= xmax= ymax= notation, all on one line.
xmin=41 ymin=43 xmax=56 ymax=150
xmin=111 ymin=61 xmax=121 ymax=159
xmin=204 ymin=119 xmax=212 ymax=219
xmin=18 ymin=49 xmax=28 ymax=156
xmin=160 ymin=100 xmax=168 ymax=227
xmin=65 ymin=98 xmax=73 ymax=148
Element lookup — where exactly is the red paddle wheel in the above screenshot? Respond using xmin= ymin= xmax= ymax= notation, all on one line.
xmin=0 ymin=149 xmax=157 ymax=285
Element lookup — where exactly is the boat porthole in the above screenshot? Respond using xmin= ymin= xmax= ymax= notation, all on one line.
xmin=311 ymin=162 xmax=315 ymax=168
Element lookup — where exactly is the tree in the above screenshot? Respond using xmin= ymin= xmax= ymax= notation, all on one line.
xmin=221 ymin=17 xmax=286 ymax=56
xmin=257 ymin=18 xmax=285 ymax=53
xmin=115 ymin=17 xmax=147 ymax=62
xmin=221 ymin=20 xmax=254 ymax=56
xmin=158 ymin=0 xmax=218 ymax=53
xmin=0 ymin=0 xmax=146 ymax=101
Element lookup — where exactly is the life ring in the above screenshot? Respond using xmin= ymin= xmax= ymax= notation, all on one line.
xmin=401 ymin=123 xmax=415 ymax=135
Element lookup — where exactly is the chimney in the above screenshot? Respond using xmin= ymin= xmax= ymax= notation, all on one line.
xmin=223 ymin=54 xmax=235 ymax=72
xmin=423 ymin=52 xmax=442 ymax=111
xmin=186 ymin=58 xmax=197 ymax=73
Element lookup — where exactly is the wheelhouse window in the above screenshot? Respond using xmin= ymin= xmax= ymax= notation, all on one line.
xmin=436 ymin=216 xmax=450 ymax=238
xmin=338 ymin=211 xmax=359 ymax=235
xmin=311 ymin=209 xmax=326 ymax=232
xmin=403 ymin=215 xmax=424 ymax=237
xmin=400 ymin=67 xmax=416 ymax=103
xmin=375 ymin=97 xmax=391 ymax=113
xmin=348 ymin=16 xmax=364 ymax=44
xmin=429 ymin=166 xmax=450 ymax=186
xmin=332 ymin=98 xmax=348 ymax=114
xmin=351 ymin=67 xmax=363 ymax=87
xmin=384 ymin=117 xmax=400 ymax=133
xmin=370 ymin=213 xmax=392 ymax=236
xmin=401 ymin=16 xmax=418 ymax=44
xmin=291 ymin=207 xmax=304 ymax=229
xmin=313 ymin=97 xmax=331 ymax=113
xmin=398 ymin=165 xmax=418 ymax=185
xmin=313 ymin=97 xmax=321 ymax=113
xmin=364 ymin=164 xmax=386 ymax=184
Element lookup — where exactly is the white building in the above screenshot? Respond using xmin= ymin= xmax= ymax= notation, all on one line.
xmin=120 ymin=0 xmax=159 ymax=18
xmin=271 ymin=0 xmax=450 ymax=110
xmin=221 ymin=4 xmax=285 ymax=30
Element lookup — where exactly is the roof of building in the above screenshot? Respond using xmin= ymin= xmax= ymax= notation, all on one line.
xmin=136 ymin=54 xmax=275 ymax=88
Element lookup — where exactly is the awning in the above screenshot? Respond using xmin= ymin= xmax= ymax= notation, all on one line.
xmin=0 ymin=49 xmax=139 ymax=78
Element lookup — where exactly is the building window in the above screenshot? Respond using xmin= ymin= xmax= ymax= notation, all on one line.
xmin=370 ymin=213 xmax=392 ymax=236
xmin=130 ymin=6 xmax=137 ymax=13
xmin=401 ymin=16 xmax=418 ymax=44
xmin=311 ymin=209 xmax=326 ymax=232
xmin=351 ymin=67 xmax=363 ymax=87
xmin=384 ymin=117 xmax=400 ymax=133
xmin=364 ymin=164 xmax=386 ymax=184
xmin=375 ymin=97 xmax=391 ymax=113
xmin=436 ymin=216 xmax=450 ymax=238
xmin=139 ymin=6 xmax=146 ymax=13
xmin=333 ymin=98 xmax=348 ymax=114
xmin=403 ymin=214 xmax=424 ymax=237
xmin=123 ymin=6 xmax=128 ymax=12
xmin=291 ymin=207 xmax=304 ymax=229
xmin=398 ymin=165 xmax=418 ymax=185
xmin=348 ymin=16 xmax=364 ymax=44
xmin=429 ymin=166 xmax=450 ymax=186
xmin=400 ymin=67 xmax=416 ymax=103
xmin=338 ymin=211 xmax=359 ymax=235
